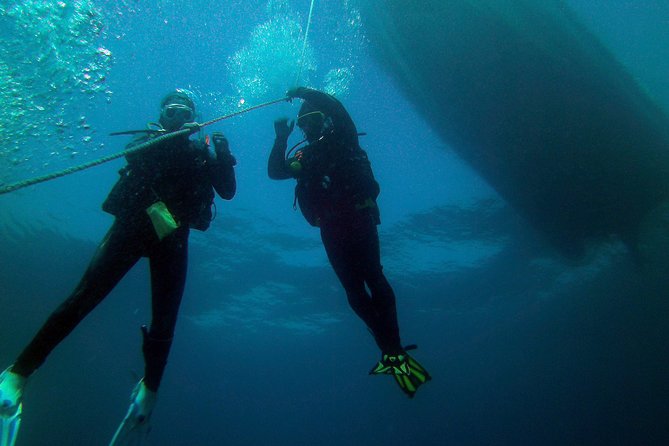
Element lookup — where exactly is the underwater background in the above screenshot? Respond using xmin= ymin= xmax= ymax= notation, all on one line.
xmin=1 ymin=1 xmax=668 ymax=445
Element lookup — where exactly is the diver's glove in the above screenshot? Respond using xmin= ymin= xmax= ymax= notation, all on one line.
xmin=212 ymin=132 xmax=236 ymax=166
xmin=180 ymin=121 xmax=201 ymax=135
xmin=274 ymin=118 xmax=295 ymax=141
xmin=274 ymin=118 xmax=295 ymax=142
xmin=285 ymin=87 xmax=305 ymax=101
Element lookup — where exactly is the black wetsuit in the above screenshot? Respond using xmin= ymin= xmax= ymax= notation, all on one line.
xmin=12 ymin=132 xmax=236 ymax=391
xmin=268 ymin=88 xmax=402 ymax=355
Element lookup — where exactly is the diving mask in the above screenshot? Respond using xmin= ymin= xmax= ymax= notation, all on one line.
xmin=297 ymin=110 xmax=326 ymax=142
xmin=296 ymin=110 xmax=325 ymax=129
xmin=162 ymin=103 xmax=194 ymax=120
xmin=160 ymin=103 xmax=195 ymax=131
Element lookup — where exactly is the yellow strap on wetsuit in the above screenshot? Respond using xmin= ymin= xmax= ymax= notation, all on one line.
xmin=146 ymin=201 xmax=179 ymax=240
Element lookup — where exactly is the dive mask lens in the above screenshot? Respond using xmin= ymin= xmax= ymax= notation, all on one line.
xmin=163 ymin=104 xmax=194 ymax=121
xmin=296 ymin=110 xmax=324 ymax=129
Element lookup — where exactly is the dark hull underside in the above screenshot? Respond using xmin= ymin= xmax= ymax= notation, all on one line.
xmin=361 ymin=0 xmax=669 ymax=257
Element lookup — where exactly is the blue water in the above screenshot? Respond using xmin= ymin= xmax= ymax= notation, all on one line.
xmin=1 ymin=1 xmax=668 ymax=445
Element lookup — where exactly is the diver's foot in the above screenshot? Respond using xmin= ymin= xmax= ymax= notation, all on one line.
xmin=0 ymin=367 xmax=26 ymax=418
xmin=128 ymin=380 xmax=156 ymax=425
xmin=369 ymin=352 xmax=412 ymax=376
xmin=369 ymin=349 xmax=432 ymax=398
xmin=0 ymin=366 xmax=26 ymax=446
xmin=109 ymin=380 xmax=156 ymax=446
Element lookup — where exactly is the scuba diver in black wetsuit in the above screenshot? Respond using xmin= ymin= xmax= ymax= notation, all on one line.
xmin=0 ymin=90 xmax=237 ymax=446
xmin=268 ymin=87 xmax=430 ymax=398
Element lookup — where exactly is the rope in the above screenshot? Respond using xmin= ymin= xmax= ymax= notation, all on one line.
xmin=200 ymin=97 xmax=287 ymax=127
xmin=293 ymin=0 xmax=317 ymax=87
xmin=0 ymin=96 xmax=287 ymax=196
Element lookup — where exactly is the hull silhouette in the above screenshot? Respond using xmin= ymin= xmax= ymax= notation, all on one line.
xmin=361 ymin=0 xmax=669 ymax=257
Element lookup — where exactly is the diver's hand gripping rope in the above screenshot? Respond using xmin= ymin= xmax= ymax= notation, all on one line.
xmin=0 ymin=97 xmax=287 ymax=196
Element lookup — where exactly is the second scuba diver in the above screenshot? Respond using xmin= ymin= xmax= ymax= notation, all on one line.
xmin=0 ymin=89 xmax=238 ymax=446
xmin=268 ymin=87 xmax=431 ymax=398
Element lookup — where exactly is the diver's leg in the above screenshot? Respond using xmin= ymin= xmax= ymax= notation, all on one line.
xmin=12 ymin=220 xmax=143 ymax=377
xmin=357 ymin=225 xmax=431 ymax=396
xmin=142 ymin=226 xmax=189 ymax=392
xmin=109 ymin=226 xmax=188 ymax=446
xmin=357 ymin=225 xmax=402 ymax=354
xmin=320 ymin=225 xmax=384 ymax=345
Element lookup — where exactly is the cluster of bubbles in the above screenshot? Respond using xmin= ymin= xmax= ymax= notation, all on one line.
xmin=0 ymin=1 xmax=113 ymax=181
xmin=226 ymin=0 xmax=316 ymax=103
xmin=0 ymin=0 xmax=367 ymax=186
xmin=323 ymin=67 xmax=354 ymax=96
xmin=319 ymin=0 xmax=366 ymax=96
xmin=225 ymin=0 xmax=365 ymax=106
